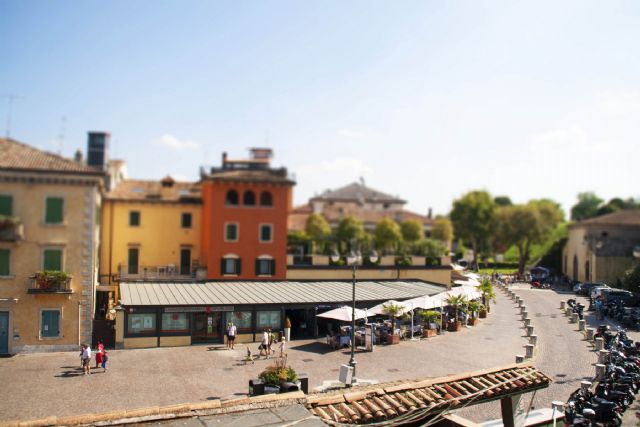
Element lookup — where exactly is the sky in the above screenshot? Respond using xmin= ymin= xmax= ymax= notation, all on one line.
xmin=1 ymin=1 xmax=639 ymax=217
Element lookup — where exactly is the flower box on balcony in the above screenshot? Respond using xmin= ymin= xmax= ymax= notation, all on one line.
xmin=28 ymin=271 xmax=72 ymax=294
xmin=0 ymin=216 xmax=23 ymax=242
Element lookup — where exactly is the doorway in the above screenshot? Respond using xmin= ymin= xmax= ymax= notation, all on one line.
xmin=192 ymin=312 xmax=222 ymax=343
xmin=284 ymin=308 xmax=315 ymax=339
xmin=0 ymin=312 xmax=8 ymax=354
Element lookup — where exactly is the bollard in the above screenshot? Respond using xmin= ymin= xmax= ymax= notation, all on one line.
xmin=524 ymin=318 xmax=532 ymax=327
xmin=586 ymin=328 xmax=595 ymax=340
xmin=595 ymin=364 xmax=606 ymax=380
xmin=595 ymin=337 xmax=604 ymax=351
xmin=516 ymin=355 xmax=525 ymax=363
xmin=515 ymin=296 xmax=520 ymax=304
xmin=520 ymin=305 xmax=526 ymax=314
xmin=578 ymin=319 xmax=586 ymax=331
xmin=522 ymin=311 xmax=528 ymax=320
xmin=571 ymin=313 xmax=578 ymax=323
xmin=518 ymin=300 xmax=524 ymax=308
xmin=525 ymin=344 xmax=534 ymax=358
xmin=598 ymin=350 xmax=610 ymax=364
xmin=560 ymin=301 xmax=566 ymax=310
xmin=526 ymin=326 xmax=534 ymax=337
xmin=580 ymin=381 xmax=592 ymax=395
xmin=529 ymin=335 xmax=538 ymax=346
xmin=565 ymin=307 xmax=572 ymax=316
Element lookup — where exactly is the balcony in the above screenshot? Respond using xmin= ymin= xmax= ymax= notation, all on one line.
xmin=0 ymin=217 xmax=24 ymax=242
xmin=118 ymin=265 xmax=199 ymax=282
xmin=28 ymin=272 xmax=73 ymax=294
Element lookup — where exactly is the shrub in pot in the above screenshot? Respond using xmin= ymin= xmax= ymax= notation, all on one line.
xmin=445 ymin=295 xmax=468 ymax=332
xmin=420 ymin=310 xmax=440 ymax=337
xmin=467 ymin=300 xmax=481 ymax=326
xmin=382 ymin=302 xmax=403 ymax=344
xmin=258 ymin=356 xmax=299 ymax=394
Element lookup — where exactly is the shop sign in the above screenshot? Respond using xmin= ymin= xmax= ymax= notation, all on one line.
xmin=164 ymin=306 xmax=233 ymax=313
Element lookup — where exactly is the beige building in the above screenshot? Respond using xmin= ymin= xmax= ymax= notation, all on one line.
xmin=562 ymin=210 xmax=640 ymax=285
xmin=0 ymin=137 xmax=104 ymax=353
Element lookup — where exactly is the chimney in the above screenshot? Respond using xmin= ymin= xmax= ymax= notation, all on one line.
xmin=222 ymin=152 xmax=228 ymax=168
xmin=74 ymin=149 xmax=83 ymax=164
xmin=87 ymin=131 xmax=110 ymax=170
xmin=427 ymin=207 xmax=433 ymax=219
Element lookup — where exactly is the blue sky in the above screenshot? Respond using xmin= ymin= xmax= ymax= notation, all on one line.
xmin=1 ymin=1 xmax=639 ymax=216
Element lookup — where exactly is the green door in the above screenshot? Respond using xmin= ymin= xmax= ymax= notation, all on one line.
xmin=0 ymin=312 xmax=8 ymax=354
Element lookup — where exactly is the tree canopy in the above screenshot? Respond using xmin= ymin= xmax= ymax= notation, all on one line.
xmin=494 ymin=196 xmax=512 ymax=207
xmin=400 ymin=219 xmax=423 ymax=243
xmin=570 ymin=192 xmax=603 ymax=221
xmin=450 ymin=190 xmax=496 ymax=267
xmin=335 ymin=216 xmax=366 ymax=250
xmin=431 ymin=217 xmax=453 ymax=244
xmin=374 ymin=218 xmax=402 ymax=253
xmin=305 ymin=213 xmax=331 ymax=242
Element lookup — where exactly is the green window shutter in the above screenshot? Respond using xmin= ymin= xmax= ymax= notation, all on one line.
xmin=45 ymin=197 xmax=64 ymax=223
xmin=128 ymin=248 xmax=139 ymax=274
xmin=41 ymin=311 xmax=60 ymax=337
xmin=236 ymin=259 xmax=241 ymax=275
xmin=0 ymin=249 xmax=9 ymax=276
xmin=181 ymin=213 xmax=192 ymax=228
xmin=180 ymin=249 xmax=191 ymax=275
xmin=43 ymin=249 xmax=62 ymax=271
xmin=270 ymin=259 xmax=276 ymax=276
xmin=0 ymin=195 xmax=12 ymax=216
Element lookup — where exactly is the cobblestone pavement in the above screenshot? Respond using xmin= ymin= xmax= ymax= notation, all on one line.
xmin=0 ymin=289 xmax=526 ymax=423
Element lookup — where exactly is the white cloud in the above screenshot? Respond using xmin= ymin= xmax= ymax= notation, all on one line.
xmin=153 ymin=134 xmax=199 ymax=150
xmin=337 ymin=128 xmax=368 ymax=139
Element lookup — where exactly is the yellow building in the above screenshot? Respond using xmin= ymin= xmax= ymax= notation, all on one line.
xmin=99 ymin=176 xmax=202 ymax=289
xmin=0 ymin=137 xmax=104 ymax=353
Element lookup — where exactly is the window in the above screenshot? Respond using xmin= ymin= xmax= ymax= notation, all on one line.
xmin=161 ymin=313 xmax=189 ymax=333
xmin=128 ymin=248 xmax=139 ymax=274
xmin=243 ymin=191 xmax=256 ymax=206
xmin=226 ymin=190 xmax=239 ymax=206
xmin=41 ymin=310 xmax=60 ymax=338
xmin=221 ymin=257 xmax=241 ymax=275
xmin=45 ymin=197 xmax=64 ymax=224
xmin=127 ymin=312 xmax=156 ymax=335
xmin=180 ymin=248 xmax=191 ymax=275
xmin=224 ymin=311 xmax=252 ymax=332
xmin=260 ymin=191 xmax=272 ymax=207
xmin=256 ymin=310 xmax=281 ymax=329
xmin=43 ymin=249 xmax=62 ymax=271
xmin=181 ymin=212 xmax=192 ymax=228
xmin=129 ymin=211 xmax=140 ymax=227
xmin=256 ymin=259 xmax=275 ymax=276
xmin=225 ymin=223 xmax=238 ymax=242
xmin=0 ymin=195 xmax=12 ymax=216
xmin=0 ymin=249 xmax=9 ymax=276
xmin=259 ymin=224 xmax=272 ymax=242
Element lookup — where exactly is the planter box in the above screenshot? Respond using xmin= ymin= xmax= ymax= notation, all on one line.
xmin=264 ymin=385 xmax=280 ymax=395
xmin=411 ymin=256 xmax=426 ymax=266
xmin=386 ymin=334 xmax=400 ymax=345
xmin=380 ymin=256 xmax=396 ymax=266
xmin=447 ymin=321 xmax=463 ymax=332
xmin=479 ymin=310 xmax=487 ymax=319
xmin=468 ymin=318 xmax=480 ymax=326
xmin=424 ymin=329 xmax=438 ymax=338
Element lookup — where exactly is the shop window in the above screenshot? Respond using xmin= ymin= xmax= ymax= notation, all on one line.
xmin=224 ymin=311 xmax=253 ymax=332
xmin=129 ymin=211 xmax=140 ymax=227
xmin=43 ymin=249 xmax=62 ymax=271
xmin=181 ymin=212 xmax=192 ymax=228
xmin=243 ymin=191 xmax=256 ymax=206
xmin=225 ymin=223 xmax=238 ymax=242
xmin=256 ymin=310 xmax=281 ymax=330
xmin=260 ymin=191 xmax=272 ymax=207
xmin=41 ymin=310 xmax=60 ymax=338
xmin=226 ymin=190 xmax=239 ymax=206
xmin=128 ymin=248 xmax=139 ymax=274
xmin=259 ymin=224 xmax=272 ymax=243
xmin=0 ymin=249 xmax=10 ymax=276
xmin=256 ymin=259 xmax=275 ymax=276
xmin=221 ymin=257 xmax=241 ymax=275
xmin=161 ymin=313 xmax=189 ymax=333
xmin=45 ymin=197 xmax=64 ymax=224
xmin=127 ymin=312 xmax=157 ymax=335
xmin=0 ymin=195 xmax=13 ymax=216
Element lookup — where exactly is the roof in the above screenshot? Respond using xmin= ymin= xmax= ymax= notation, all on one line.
xmin=570 ymin=210 xmax=640 ymax=228
xmin=312 ymin=182 xmax=406 ymax=204
xmin=119 ymin=280 xmax=446 ymax=306
xmin=105 ymin=179 xmax=201 ymax=203
xmin=306 ymin=363 xmax=551 ymax=425
xmin=0 ymin=137 xmax=104 ymax=175
xmin=202 ymin=167 xmax=295 ymax=185
xmin=289 ymin=206 xmax=434 ymax=231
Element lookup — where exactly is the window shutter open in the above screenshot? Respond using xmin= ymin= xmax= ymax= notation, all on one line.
xmin=255 ymin=259 xmax=260 ymax=275
xmin=236 ymin=259 xmax=241 ymax=275
xmin=0 ymin=195 xmax=12 ymax=216
xmin=220 ymin=258 xmax=225 ymax=275
xmin=270 ymin=259 xmax=276 ymax=275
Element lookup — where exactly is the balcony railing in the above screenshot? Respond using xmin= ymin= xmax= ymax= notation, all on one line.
xmin=118 ymin=265 xmax=195 ymax=281
xmin=0 ymin=220 xmax=24 ymax=242
xmin=28 ymin=272 xmax=73 ymax=294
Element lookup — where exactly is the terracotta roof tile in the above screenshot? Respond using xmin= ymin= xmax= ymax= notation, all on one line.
xmin=105 ymin=179 xmax=201 ymax=203
xmin=0 ymin=137 xmax=103 ymax=175
xmin=312 ymin=182 xmax=405 ymax=203
xmin=571 ymin=209 xmax=640 ymax=228
xmin=203 ymin=167 xmax=295 ymax=184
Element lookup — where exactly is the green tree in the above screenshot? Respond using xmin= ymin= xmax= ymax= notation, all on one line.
xmin=401 ymin=219 xmax=423 ymax=243
xmin=570 ymin=192 xmax=603 ymax=221
xmin=415 ymin=238 xmax=447 ymax=257
xmin=623 ymin=263 xmax=640 ymax=294
xmin=431 ymin=217 xmax=453 ymax=244
xmin=450 ymin=191 xmax=496 ymax=268
xmin=494 ymin=196 xmax=513 ymax=207
xmin=476 ymin=277 xmax=496 ymax=313
xmin=596 ymin=197 xmax=639 ymax=216
xmin=374 ymin=218 xmax=402 ymax=254
xmin=304 ymin=213 xmax=331 ymax=253
xmin=334 ymin=216 xmax=366 ymax=252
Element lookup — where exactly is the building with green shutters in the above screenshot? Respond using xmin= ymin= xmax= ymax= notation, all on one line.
xmin=0 ymin=137 xmax=104 ymax=353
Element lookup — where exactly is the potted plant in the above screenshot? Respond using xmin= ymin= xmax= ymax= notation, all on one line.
xmin=477 ymin=277 xmax=496 ymax=313
xmin=258 ymin=356 xmax=299 ymax=394
xmin=34 ymin=271 xmax=71 ymax=290
xmin=467 ymin=300 xmax=481 ymax=326
xmin=420 ymin=310 xmax=440 ymax=337
xmin=0 ymin=215 xmax=22 ymax=240
xmin=478 ymin=303 xmax=488 ymax=318
xmin=445 ymin=295 xmax=468 ymax=332
xmin=382 ymin=303 xmax=403 ymax=344
xmin=284 ymin=317 xmax=292 ymax=342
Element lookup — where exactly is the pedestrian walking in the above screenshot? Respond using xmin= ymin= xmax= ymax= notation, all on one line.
xmin=268 ymin=329 xmax=276 ymax=356
xmin=261 ymin=329 xmax=269 ymax=358
xmin=101 ymin=350 xmax=109 ymax=372
xmin=95 ymin=340 xmax=104 ymax=369
xmin=278 ymin=337 xmax=286 ymax=358
xmin=81 ymin=344 xmax=92 ymax=375
xmin=227 ymin=321 xmax=237 ymax=350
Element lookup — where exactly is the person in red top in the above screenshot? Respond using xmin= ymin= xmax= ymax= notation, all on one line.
xmin=94 ymin=340 xmax=104 ymax=369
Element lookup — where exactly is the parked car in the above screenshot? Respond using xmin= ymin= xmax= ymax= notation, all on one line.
xmin=573 ymin=282 xmax=584 ymax=294
xmin=579 ymin=282 xmax=607 ymax=297
xmin=590 ymin=285 xmax=611 ymax=300
xmin=601 ymin=288 xmax=637 ymax=305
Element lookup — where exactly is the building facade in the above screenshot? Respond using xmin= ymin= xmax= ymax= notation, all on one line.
xmin=562 ymin=210 xmax=640 ymax=285
xmin=0 ymin=137 xmax=104 ymax=353
xmin=200 ymin=149 xmax=294 ymax=280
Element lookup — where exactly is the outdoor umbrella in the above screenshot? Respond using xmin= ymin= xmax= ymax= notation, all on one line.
xmin=368 ymin=300 xmax=411 ymax=316
xmin=316 ymin=306 xmax=370 ymax=322
xmin=402 ymin=295 xmax=441 ymax=310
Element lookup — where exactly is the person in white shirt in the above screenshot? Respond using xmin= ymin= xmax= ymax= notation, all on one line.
xmin=81 ymin=344 xmax=92 ymax=375
xmin=227 ymin=322 xmax=237 ymax=350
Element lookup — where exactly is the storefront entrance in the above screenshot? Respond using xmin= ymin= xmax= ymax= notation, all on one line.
xmin=192 ymin=312 xmax=222 ymax=343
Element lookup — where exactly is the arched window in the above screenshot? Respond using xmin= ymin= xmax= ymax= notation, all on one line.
xmin=226 ymin=189 xmax=239 ymax=206
xmin=573 ymin=255 xmax=579 ymax=281
xmin=243 ymin=191 xmax=256 ymax=206
xmin=260 ymin=191 xmax=273 ymax=207
xmin=585 ymin=261 xmax=591 ymax=282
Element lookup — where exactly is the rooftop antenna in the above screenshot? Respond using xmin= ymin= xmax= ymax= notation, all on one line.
xmin=2 ymin=93 xmax=24 ymax=138
xmin=57 ymin=115 xmax=66 ymax=155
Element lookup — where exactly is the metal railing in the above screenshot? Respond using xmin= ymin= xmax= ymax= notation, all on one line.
xmin=29 ymin=274 xmax=72 ymax=293
xmin=118 ymin=265 xmax=194 ymax=281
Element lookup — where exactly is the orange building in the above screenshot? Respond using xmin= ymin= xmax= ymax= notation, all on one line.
xmin=201 ymin=149 xmax=294 ymax=280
